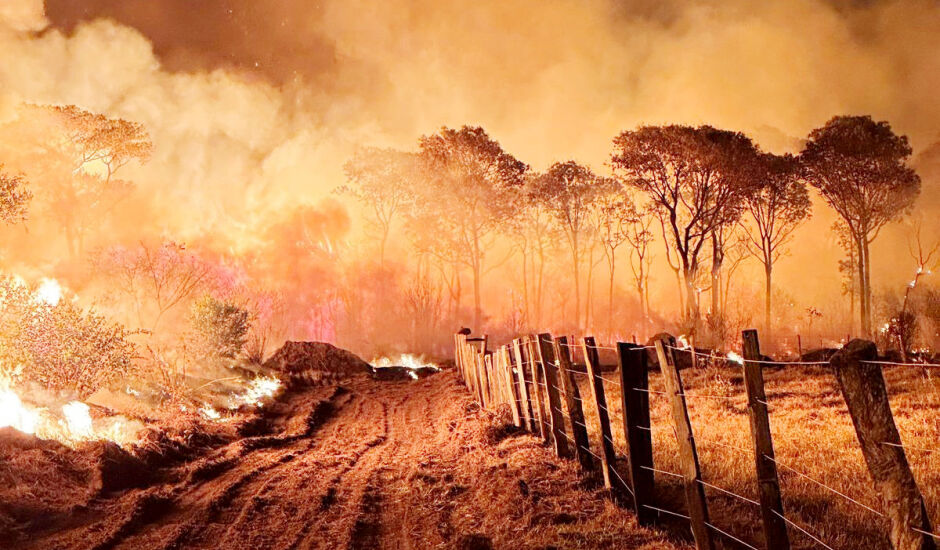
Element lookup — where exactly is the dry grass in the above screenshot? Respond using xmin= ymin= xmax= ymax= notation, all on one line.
xmin=569 ymin=362 xmax=940 ymax=549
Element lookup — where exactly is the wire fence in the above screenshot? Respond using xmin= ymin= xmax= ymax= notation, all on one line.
xmin=455 ymin=331 xmax=940 ymax=550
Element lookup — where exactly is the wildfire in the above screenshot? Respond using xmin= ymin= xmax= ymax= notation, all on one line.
xmin=676 ymin=335 xmax=691 ymax=349
xmin=34 ymin=278 xmax=63 ymax=306
xmin=231 ymin=376 xmax=282 ymax=407
xmin=62 ymin=401 xmax=93 ymax=437
xmin=0 ymin=389 xmax=39 ymax=434
xmin=0 ymin=387 xmax=140 ymax=446
xmin=727 ymin=351 xmax=745 ymax=365
xmin=371 ymin=354 xmax=440 ymax=380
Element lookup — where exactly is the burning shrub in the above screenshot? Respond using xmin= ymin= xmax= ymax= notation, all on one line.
xmin=0 ymin=277 xmax=137 ymax=400
xmin=189 ymin=294 xmax=250 ymax=363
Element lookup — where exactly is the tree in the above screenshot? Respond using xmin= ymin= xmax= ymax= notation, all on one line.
xmin=418 ymin=126 xmax=527 ymax=330
xmin=339 ymin=147 xmax=417 ymax=265
xmin=800 ymin=116 xmax=920 ymax=336
xmin=591 ymin=183 xmax=633 ymax=338
xmin=739 ymin=153 xmax=811 ymax=337
xmin=505 ymin=177 xmax=556 ymax=329
xmin=0 ymin=278 xmax=137 ymax=400
xmin=43 ymin=105 xmax=152 ymax=256
xmin=0 ymin=167 xmax=31 ymax=226
xmin=96 ymin=241 xmax=214 ymax=333
xmin=190 ymin=294 xmax=251 ymax=362
xmin=625 ymin=202 xmax=655 ymax=339
xmin=612 ymin=125 xmax=757 ymax=324
xmin=531 ymin=161 xmax=614 ymax=328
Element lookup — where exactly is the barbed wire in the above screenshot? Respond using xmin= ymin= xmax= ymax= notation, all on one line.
xmin=640 ymin=465 xmax=684 ymax=479
xmin=664 ymin=344 xmax=830 ymax=366
xmin=861 ymin=359 xmax=940 ymax=369
xmin=641 ymin=503 xmax=688 ymax=520
xmin=879 ymin=441 xmax=938 ymax=454
xmin=771 ymin=509 xmax=836 ymax=550
xmin=766 ymin=454 xmax=883 ymax=517
xmin=697 ymin=479 xmax=759 ymax=507
xmin=706 ymin=521 xmax=760 ymax=550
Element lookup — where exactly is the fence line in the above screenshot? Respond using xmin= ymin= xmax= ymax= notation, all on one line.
xmin=453 ymin=330 xmax=938 ymax=550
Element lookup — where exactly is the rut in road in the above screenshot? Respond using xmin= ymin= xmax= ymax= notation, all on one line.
xmin=16 ymin=372 xmax=683 ymax=550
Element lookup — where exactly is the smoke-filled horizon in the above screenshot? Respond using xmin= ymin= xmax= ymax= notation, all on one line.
xmin=0 ymin=0 xmax=938 ymax=357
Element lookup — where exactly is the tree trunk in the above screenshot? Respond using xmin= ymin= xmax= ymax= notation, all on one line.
xmin=857 ymin=237 xmax=872 ymax=337
xmin=608 ymin=253 xmax=616 ymax=341
xmin=711 ymin=237 xmax=722 ymax=320
xmin=764 ymin=263 xmax=773 ymax=341
xmin=473 ymin=263 xmax=482 ymax=331
xmin=521 ymin=247 xmax=530 ymax=329
xmin=683 ymin=266 xmax=699 ymax=323
xmin=572 ymin=236 xmax=581 ymax=330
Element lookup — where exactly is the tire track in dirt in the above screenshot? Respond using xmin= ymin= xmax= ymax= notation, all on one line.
xmin=12 ymin=372 xmax=684 ymax=550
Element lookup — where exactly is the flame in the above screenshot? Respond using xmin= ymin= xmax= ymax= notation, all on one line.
xmin=0 ymin=386 xmax=139 ymax=446
xmin=726 ymin=351 xmax=745 ymax=365
xmin=62 ymin=401 xmax=93 ymax=438
xmin=34 ymin=278 xmax=63 ymax=306
xmin=232 ymin=376 xmax=282 ymax=407
xmin=200 ymin=405 xmax=221 ymax=420
xmin=371 ymin=353 xmax=439 ymax=371
xmin=0 ymin=388 xmax=39 ymax=434
xmin=676 ymin=335 xmax=691 ymax=350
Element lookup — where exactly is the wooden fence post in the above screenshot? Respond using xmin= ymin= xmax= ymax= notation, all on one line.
xmin=503 ymin=347 xmax=523 ymax=426
xmin=537 ymin=333 xmax=571 ymax=458
xmin=554 ymin=336 xmax=594 ymax=472
xmin=476 ymin=350 xmax=489 ymax=408
xmin=741 ymin=330 xmax=790 ymax=550
xmin=655 ymin=338 xmax=714 ymax=550
xmin=618 ymin=342 xmax=656 ymax=525
xmin=527 ymin=336 xmax=550 ymax=441
xmin=831 ymin=340 xmax=936 ymax=550
xmin=484 ymin=353 xmax=495 ymax=408
xmin=512 ymin=338 xmax=535 ymax=432
xmin=454 ymin=334 xmax=464 ymax=385
xmin=582 ymin=337 xmax=616 ymax=491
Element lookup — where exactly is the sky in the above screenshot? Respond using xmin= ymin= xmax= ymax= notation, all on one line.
xmin=0 ymin=0 xmax=937 ymax=333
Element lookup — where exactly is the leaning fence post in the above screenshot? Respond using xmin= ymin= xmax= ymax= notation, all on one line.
xmin=619 ymin=342 xmax=655 ymax=525
xmin=741 ymin=330 xmax=790 ymax=550
xmin=582 ymin=337 xmax=616 ymax=491
xmin=831 ymin=340 xmax=936 ymax=550
xmin=537 ymin=333 xmax=571 ymax=458
xmin=527 ymin=336 xmax=550 ymax=441
xmin=483 ymin=353 xmax=495 ymax=408
xmin=655 ymin=338 xmax=714 ymax=550
xmin=512 ymin=338 xmax=535 ymax=432
xmin=554 ymin=336 xmax=594 ymax=472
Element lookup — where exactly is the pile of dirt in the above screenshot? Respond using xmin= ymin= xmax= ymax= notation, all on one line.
xmin=263 ymin=341 xmax=374 ymax=386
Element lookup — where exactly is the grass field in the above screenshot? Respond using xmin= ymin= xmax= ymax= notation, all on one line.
xmin=568 ymin=358 xmax=940 ymax=549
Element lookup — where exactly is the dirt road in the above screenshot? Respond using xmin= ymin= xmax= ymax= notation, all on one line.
xmin=16 ymin=372 xmax=681 ymax=550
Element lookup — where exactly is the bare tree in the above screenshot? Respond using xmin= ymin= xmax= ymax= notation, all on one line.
xmin=896 ymin=224 xmax=938 ymax=362
xmin=739 ymin=153 xmax=811 ymax=337
xmin=801 ymin=115 xmax=921 ymax=336
xmin=96 ymin=241 xmax=214 ymax=333
xmin=531 ymin=161 xmax=614 ymax=329
xmin=339 ymin=147 xmax=417 ymax=265
xmin=591 ymin=183 xmax=633 ymax=339
xmin=626 ymin=202 xmax=655 ymax=339
xmin=418 ymin=126 xmax=527 ymax=331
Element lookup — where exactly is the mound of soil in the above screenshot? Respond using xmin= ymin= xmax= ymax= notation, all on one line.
xmin=263 ymin=341 xmax=373 ymax=385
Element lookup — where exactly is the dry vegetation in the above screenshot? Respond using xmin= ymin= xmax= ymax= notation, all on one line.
xmin=566 ymin=359 xmax=940 ymax=549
